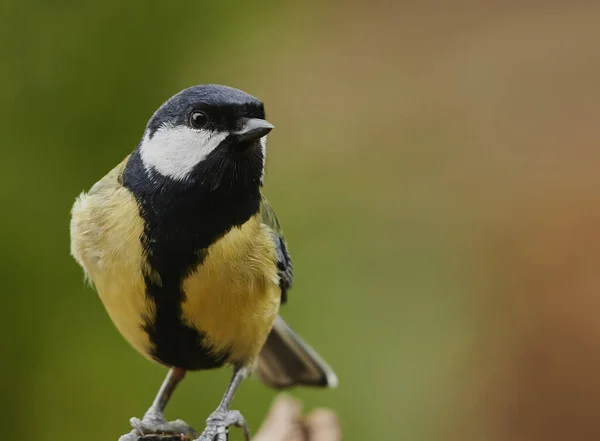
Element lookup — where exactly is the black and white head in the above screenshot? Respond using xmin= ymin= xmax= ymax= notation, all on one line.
xmin=137 ymin=85 xmax=273 ymax=192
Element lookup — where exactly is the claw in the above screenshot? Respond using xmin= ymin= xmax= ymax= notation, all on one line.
xmin=119 ymin=410 xmax=198 ymax=441
xmin=194 ymin=409 xmax=249 ymax=441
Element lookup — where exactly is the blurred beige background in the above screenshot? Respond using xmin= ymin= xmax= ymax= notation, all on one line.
xmin=2 ymin=2 xmax=600 ymax=440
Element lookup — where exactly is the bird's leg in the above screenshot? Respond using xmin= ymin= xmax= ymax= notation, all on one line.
xmin=120 ymin=368 xmax=198 ymax=441
xmin=195 ymin=366 xmax=250 ymax=441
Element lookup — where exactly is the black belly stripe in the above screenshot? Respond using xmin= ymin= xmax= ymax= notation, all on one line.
xmin=123 ymin=148 xmax=263 ymax=370
xmin=142 ymin=267 xmax=228 ymax=370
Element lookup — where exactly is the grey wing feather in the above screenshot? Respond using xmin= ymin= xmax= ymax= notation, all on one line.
xmin=260 ymin=197 xmax=293 ymax=304
xmin=257 ymin=316 xmax=338 ymax=389
xmin=273 ymin=235 xmax=293 ymax=304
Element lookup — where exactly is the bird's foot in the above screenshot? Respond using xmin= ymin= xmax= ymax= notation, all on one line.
xmin=194 ymin=408 xmax=249 ymax=441
xmin=119 ymin=408 xmax=198 ymax=441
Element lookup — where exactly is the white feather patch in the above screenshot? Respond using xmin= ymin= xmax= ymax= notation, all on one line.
xmin=139 ymin=124 xmax=228 ymax=181
xmin=260 ymin=136 xmax=267 ymax=183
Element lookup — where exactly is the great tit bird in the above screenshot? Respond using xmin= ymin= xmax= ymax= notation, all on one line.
xmin=70 ymin=85 xmax=337 ymax=441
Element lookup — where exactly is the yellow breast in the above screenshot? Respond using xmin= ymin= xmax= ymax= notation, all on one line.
xmin=70 ymin=175 xmax=156 ymax=361
xmin=181 ymin=214 xmax=281 ymax=365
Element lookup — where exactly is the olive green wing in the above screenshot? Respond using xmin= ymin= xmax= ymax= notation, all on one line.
xmin=87 ymin=155 xmax=130 ymax=195
xmin=260 ymin=197 xmax=293 ymax=304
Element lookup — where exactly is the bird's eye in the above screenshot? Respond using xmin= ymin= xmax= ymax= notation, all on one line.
xmin=190 ymin=111 xmax=208 ymax=129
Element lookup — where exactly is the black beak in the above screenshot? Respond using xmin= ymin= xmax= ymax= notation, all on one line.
xmin=233 ymin=118 xmax=274 ymax=143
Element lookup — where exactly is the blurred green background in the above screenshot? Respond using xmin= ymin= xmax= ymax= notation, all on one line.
xmin=2 ymin=2 xmax=600 ymax=440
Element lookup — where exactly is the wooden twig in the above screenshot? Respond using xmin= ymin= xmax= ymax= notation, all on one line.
xmin=253 ymin=395 xmax=341 ymax=441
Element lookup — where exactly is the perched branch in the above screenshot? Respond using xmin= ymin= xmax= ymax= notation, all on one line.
xmin=252 ymin=395 xmax=341 ymax=441
xmin=135 ymin=395 xmax=341 ymax=441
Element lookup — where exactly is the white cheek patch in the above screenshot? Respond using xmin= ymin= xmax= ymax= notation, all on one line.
xmin=260 ymin=136 xmax=267 ymax=184
xmin=139 ymin=125 xmax=228 ymax=181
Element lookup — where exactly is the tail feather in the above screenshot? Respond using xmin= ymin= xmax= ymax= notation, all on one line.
xmin=256 ymin=316 xmax=338 ymax=389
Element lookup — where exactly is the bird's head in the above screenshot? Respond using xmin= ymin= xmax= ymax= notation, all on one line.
xmin=137 ymin=85 xmax=273 ymax=192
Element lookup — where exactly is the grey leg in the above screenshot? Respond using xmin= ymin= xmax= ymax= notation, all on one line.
xmin=195 ymin=367 xmax=250 ymax=441
xmin=150 ymin=367 xmax=187 ymax=413
xmin=120 ymin=368 xmax=198 ymax=441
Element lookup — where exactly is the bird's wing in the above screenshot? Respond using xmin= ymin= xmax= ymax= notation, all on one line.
xmin=260 ymin=197 xmax=293 ymax=304
xmin=87 ymin=155 xmax=130 ymax=196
